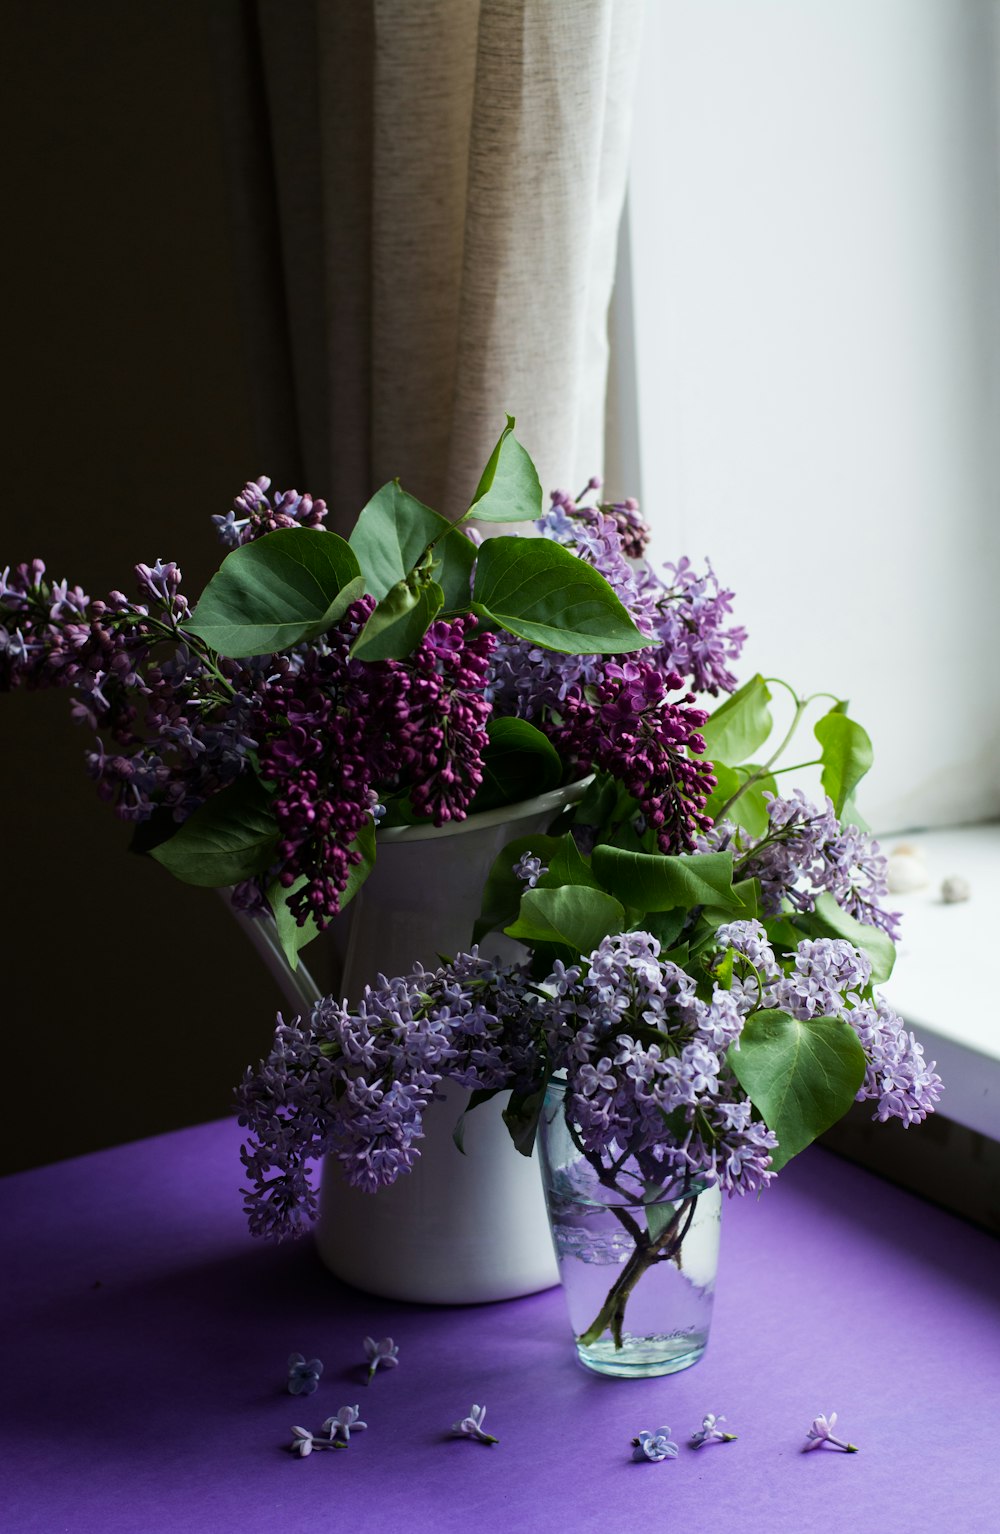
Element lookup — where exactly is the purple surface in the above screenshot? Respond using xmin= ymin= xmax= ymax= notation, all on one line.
xmin=1 ymin=1119 xmax=998 ymax=1533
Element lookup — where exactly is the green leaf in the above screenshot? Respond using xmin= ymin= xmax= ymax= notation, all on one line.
xmin=472 ymin=833 xmax=572 ymax=945
xmin=187 ymin=528 xmax=364 ymax=658
xmin=348 ymin=480 xmax=453 ymax=601
xmin=350 ymin=578 xmax=444 ymax=661
xmin=149 ymin=776 xmax=279 ymax=887
xmin=452 ymin=1087 xmax=504 ymax=1155
xmin=700 ymin=675 xmax=773 ymax=766
xmin=590 ymin=845 xmax=741 ymax=915
xmin=538 ymin=836 xmax=603 ymax=892
xmin=815 ymin=709 xmax=874 ymax=815
xmin=728 ymin=1008 xmax=867 ymax=1171
xmin=802 ymin=891 xmax=896 ymax=984
xmin=646 ymin=1199 xmax=678 ymax=1244
xmin=471 ymin=718 xmax=563 ymax=813
xmin=436 ymin=527 xmax=478 ymax=611
xmin=472 ymin=537 xmax=649 ymax=655
xmin=267 ymin=819 xmax=376 ymax=968
xmin=641 ymin=908 xmax=689 ymax=950
xmin=502 ymin=1074 xmax=551 ymax=1157
xmin=465 ymin=415 xmax=542 ymax=524
xmin=505 ymin=885 xmax=626 ymax=957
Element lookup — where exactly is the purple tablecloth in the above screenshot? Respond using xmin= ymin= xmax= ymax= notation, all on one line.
xmin=1 ymin=1118 xmax=998 ymax=1533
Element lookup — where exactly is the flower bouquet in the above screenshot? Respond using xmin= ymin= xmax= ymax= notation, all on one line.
xmin=228 ymin=442 xmax=942 ymax=1371
xmin=0 ymin=419 xmax=669 ymax=961
xmin=3 ymin=416 xmax=942 ymax=1363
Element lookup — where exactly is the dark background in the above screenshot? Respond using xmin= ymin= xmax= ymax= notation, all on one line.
xmin=2 ymin=3 xmax=287 ymax=1171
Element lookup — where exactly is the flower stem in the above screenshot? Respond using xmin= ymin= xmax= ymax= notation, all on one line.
xmin=576 ymin=1194 xmax=699 ymax=1350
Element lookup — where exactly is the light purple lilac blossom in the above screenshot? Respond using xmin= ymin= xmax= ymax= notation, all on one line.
xmin=287 ymin=1353 xmax=323 ymax=1395
xmin=238 ymin=923 xmax=939 ymax=1243
xmin=701 ymin=790 xmax=902 ymax=941
xmin=324 ymin=1407 xmax=367 ymax=1445
xmin=690 ymin=1413 xmax=737 ymax=1447
xmin=212 ymin=477 xmax=328 ymax=548
xmin=363 ymin=1336 xmax=399 ymax=1383
xmin=803 ymin=1413 xmax=858 ymax=1453
xmin=452 ymin=1405 xmax=498 ymax=1445
xmin=631 ymin=1427 xmax=679 ymax=1462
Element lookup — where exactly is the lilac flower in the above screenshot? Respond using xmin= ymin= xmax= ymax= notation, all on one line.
xmin=690 ymin=1413 xmax=737 ymax=1447
xmin=289 ymin=1425 xmax=344 ymax=1457
xmin=323 ymin=1406 xmax=367 ymax=1445
xmin=363 ymin=1336 xmax=399 ymax=1383
xmin=709 ymin=790 xmax=902 ymax=941
xmin=289 ymin=1426 xmax=318 ymax=1457
xmin=287 ymin=1353 xmax=324 ymax=1395
xmin=213 ymin=477 xmax=329 ymax=547
xmin=631 ymin=1427 xmax=679 ymax=1462
xmin=452 ymin=1404 xmax=498 ymax=1445
xmin=803 ymin=1413 xmax=859 ymax=1453
xmin=640 ymin=557 xmax=746 ymax=695
xmin=513 ymin=853 xmax=547 ymax=888
xmin=552 ymin=659 xmax=717 ymax=853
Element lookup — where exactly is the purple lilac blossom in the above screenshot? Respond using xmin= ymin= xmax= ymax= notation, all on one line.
xmin=551 ymin=660 xmax=717 ymax=853
xmin=236 ymin=950 xmax=540 ymax=1238
xmin=254 ymin=605 xmax=495 ymax=927
xmin=631 ymin=1428 xmax=679 ymax=1463
xmin=237 ymin=924 xmax=939 ymax=1242
xmin=212 ymin=477 xmax=328 ymax=547
xmin=701 ymin=789 xmax=902 ymax=941
xmin=720 ymin=924 xmax=942 ymax=1126
xmin=513 ymin=853 xmax=547 ymax=888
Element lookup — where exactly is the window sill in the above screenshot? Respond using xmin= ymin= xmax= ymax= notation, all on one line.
xmin=877 ymin=822 xmax=1000 ymax=1143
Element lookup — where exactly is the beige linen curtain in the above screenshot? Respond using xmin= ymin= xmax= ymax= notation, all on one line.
xmin=212 ymin=0 xmax=644 ymax=530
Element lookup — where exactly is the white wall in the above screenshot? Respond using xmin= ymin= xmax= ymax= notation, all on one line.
xmin=616 ymin=0 xmax=1000 ymax=833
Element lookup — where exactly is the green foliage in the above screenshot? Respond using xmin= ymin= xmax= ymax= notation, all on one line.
xmin=350 ymin=577 xmax=444 ymax=661
xmin=505 ymin=885 xmax=626 ymax=958
xmin=815 ymin=708 xmax=874 ymax=814
xmin=728 ymin=1007 xmax=868 ymax=1171
xmin=590 ymin=845 xmax=741 ymax=915
xmin=452 ymin=1088 xmax=504 ymax=1155
xmin=472 ymin=832 xmax=575 ymax=945
xmin=502 ymin=1074 xmax=551 ymax=1157
xmin=188 ymin=528 xmax=364 ymax=658
xmin=700 ymin=675 xmax=773 ymax=765
xmin=348 ymin=481 xmax=452 ymax=600
xmin=702 ymin=761 xmax=776 ymax=837
xmin=465 ymin=416 xmax=542 ymax=523
xmin=471 ymin=718 xmax=562 ymax=814
xmin=472 ymin=537 xmax=649 ymax=654
xmin=436 ymin=527 xmax=478 ymax=611
xmin=149 ymin=776 xmax=278 ymax=887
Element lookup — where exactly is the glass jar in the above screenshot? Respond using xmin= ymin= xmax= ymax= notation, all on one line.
xmin=537 ymin=1078 xmax=722 ymax=1377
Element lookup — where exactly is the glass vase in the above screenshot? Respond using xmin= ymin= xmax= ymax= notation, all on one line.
xmin=537 ymin=1078 xmax=722 ymax=1377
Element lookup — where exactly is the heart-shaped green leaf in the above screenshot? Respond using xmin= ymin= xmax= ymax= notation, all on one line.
xmin=505 ymin=884 xmax=625 ymax=957
xmin=815 ymin=709 xmax=873 ymax=814
xmin=700 ymin=675 xmax=773 ymax=766
xmin=728 ymin=1007 xmax=867 ymax=1171
xmin=188 ymin=529 xmax=364 ymax=658
xmin=591 ymin=845 xmax=740 ymax=915
xmin=348 ymin=480 xmax=453 ymax=600
xmin=149 ymin=776 xmax=279 ymax=887
xmin=470 ymin=718 xmax=562 ymax=814
xmin=473 ymin=832 xmax=579 ymax=945
xmin=350 ymin=578 xmax=444 ymax=661
xmin=472 ymin=537 xmax=648 ymax=654
xmin=465 ymin=415 xmax=543 ymax=523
